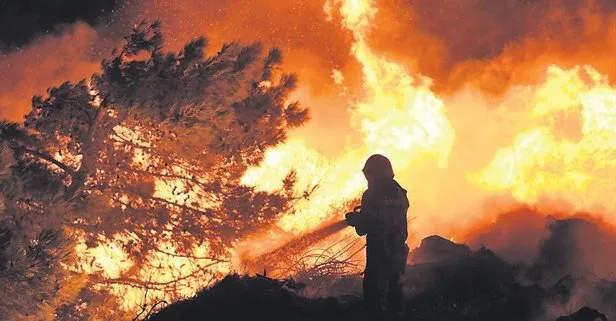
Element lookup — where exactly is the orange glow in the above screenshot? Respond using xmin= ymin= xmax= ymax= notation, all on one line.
xmin=237 ymin=0 xmax=616 ymax=276
xmin=239 ymin=0 xmax=454 ymax=263
xmin=75 ymin=235 xmax=229 ymax=310
xmin=4 ymin=0 xmax=616 ymax=314
xmin=471 ymin=65 xmax=616 ymax=210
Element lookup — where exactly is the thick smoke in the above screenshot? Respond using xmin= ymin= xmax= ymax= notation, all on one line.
xmin=3 ymin=0 xmax=615 ymax=114
xmin=462 ymin=205 xmax=550 ymax=265
xmin=369 ymin=0 xmax=616 ymax=95
xmin=0 ymin=0 xmax=119 ymax=50
xmin=0 ymin=23 xmax=111 ymax=121
xmin=3 ymin=0 xmax=615 ymax=145
xmin=462 ymin=203 xmax=616 ymax=285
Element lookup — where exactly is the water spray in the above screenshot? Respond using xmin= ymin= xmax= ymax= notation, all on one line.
xmin=242 ymin=207 xmax=362 ymax=274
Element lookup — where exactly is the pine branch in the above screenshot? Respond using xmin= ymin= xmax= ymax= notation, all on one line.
xmin=11 ymin=145 xmax=76 ymax=176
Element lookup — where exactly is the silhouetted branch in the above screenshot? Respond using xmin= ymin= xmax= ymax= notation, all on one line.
xmin=12 ymin=145 xmax=75 ymax=175
xmin=98 ymin=261 xmax=221 ymax=291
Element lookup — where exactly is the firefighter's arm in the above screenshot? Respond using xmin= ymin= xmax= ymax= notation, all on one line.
xmin=353 ymin=214 xmax=369 ymax=236
xmin=345 ymin=192 xmax=377 ymax=236
xmin=345 ymin=211 xmax=369 ymax=236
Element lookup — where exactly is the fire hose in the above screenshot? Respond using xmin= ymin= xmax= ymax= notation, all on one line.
xmin=250 ymin=206 xmax=363 ymax=265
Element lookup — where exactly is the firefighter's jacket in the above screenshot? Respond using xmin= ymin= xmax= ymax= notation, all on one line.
xmin=349 ymin=178 xmax=410 ymax=273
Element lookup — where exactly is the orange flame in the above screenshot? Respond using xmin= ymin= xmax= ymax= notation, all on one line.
xmin=471 ymin=65 xmax=616 ymax=212
xmin=237 ymin=0 xmax=455 ymax=268
xmin=238 ymin=0 xmax=616 ymax=271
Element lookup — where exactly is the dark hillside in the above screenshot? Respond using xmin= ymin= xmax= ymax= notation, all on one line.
xmin=148 ymin=217 xmax=616 ymax=321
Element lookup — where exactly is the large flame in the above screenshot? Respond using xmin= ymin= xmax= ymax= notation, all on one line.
xmin=471 ymin=65 xmax=616 ymax=211
xmin=240 ymin=0 xmax=454 ymax=241
xmin=238 ymin=0 xmax=616 ymax=268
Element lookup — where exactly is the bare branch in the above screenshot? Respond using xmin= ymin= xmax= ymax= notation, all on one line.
xmin=98 ymin=261 xmax=221 ymax=290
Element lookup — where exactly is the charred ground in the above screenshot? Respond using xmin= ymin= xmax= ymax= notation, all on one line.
xmin=146 ymin=215 xmax=616 ymax=321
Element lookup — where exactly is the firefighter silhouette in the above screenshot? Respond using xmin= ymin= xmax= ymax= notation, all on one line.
xmin=346 ymin=154 xmax=410 ymax=319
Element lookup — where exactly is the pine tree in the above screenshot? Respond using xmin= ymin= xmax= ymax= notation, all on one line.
xmin=0 ymin=140 xmax=78 ymax=321
xmin=0 ymin=20 xmax=310 ymax=318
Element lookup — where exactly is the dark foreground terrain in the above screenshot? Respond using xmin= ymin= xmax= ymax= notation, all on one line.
xmin=148 ymin=217 xmax=616 ymax=321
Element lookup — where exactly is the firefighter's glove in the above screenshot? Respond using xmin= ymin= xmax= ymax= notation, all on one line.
xmin=345 ymin=212 xmax=359 ymax=227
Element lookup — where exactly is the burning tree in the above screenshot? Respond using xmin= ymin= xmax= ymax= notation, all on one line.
xmin=0 ymin=20 xmax=310 ymax=319
xmin=0 ymin=142 xmax=78 ymax=321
